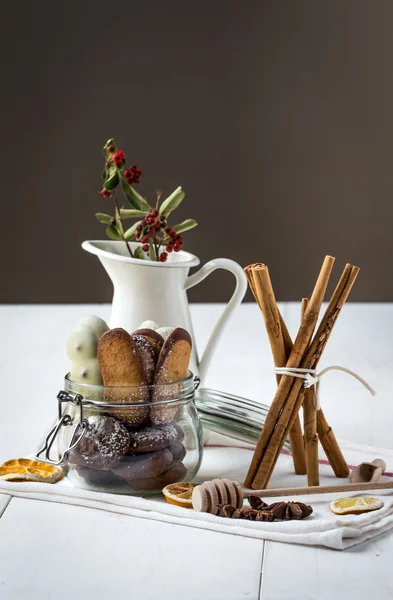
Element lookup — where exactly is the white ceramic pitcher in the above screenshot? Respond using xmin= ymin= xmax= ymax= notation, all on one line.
xmin=82 ymin=240 xmax=247 ymax=381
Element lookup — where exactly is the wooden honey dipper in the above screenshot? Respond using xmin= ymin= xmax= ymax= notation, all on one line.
xmin=192 ymin=478 xmax=393 ymax=514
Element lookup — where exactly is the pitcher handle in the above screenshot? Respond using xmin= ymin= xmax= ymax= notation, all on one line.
xmin=184 ymin=258 xmax=247 ymax=381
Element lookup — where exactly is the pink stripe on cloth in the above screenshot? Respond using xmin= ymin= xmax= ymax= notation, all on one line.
xmin=204 ymin=444 xmax=393 ymax=478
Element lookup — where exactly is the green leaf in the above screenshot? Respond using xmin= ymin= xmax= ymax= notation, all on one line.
xmin=160 ymin=186 xmax=185 ymax=217
xmin=148 ymin=239 xmax=156 ymax=261
xmin=134 ymin=246 xmax=147 ymax=260
xmin=114 ymin=207 xmax=124 ymax=235
xmin=124 ymin=220 xmax=143 ymax=240
xmin=104 ymin=171 xmax=119 ymax=191
xmin=102 ymin=138 xmax=116 ymax=158
xmin=172 ymin=219 xmax=198 ymax=234
xmin=119 ymin=208 xmax=148 ymax=219
xmin=105 ymin=225 xmax=122 ymax=240
xmin=130 ymin=185 xmax=151 ymax=210
xmin=95 ymin=213 xmax=113 ymax=225
xmin=120 ymin=176 xmax=142 ymax=210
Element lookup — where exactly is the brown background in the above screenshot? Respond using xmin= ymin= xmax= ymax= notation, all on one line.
xmin=1 ymin=0 xmax=392 ymax=303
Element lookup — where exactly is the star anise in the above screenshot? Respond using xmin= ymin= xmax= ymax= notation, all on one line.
xmin=264 ymin=501 xmax=313 ymax=520
xmin=248 ymin=495 xmax=269 ymax=510
xmin=255 ymin=511 xmax=276 ymax=522
xmin=217 ymin=504 xmax=275 ymax=522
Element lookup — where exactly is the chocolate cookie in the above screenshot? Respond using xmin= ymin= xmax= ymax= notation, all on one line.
xmin=169 ymin=440 xmax=186 ymax=462
xmin=113 ymin=448 xmax=173 ymax=481
xmin=69 ymin=415 xmax=130 ymax=471
xmin=75 ymin=465 xmax=124 ymax=486
xmin=150 ymin=328 xmax=192 ymax=425
xmin=128 ymin=424 xmax=178 ymax=453
xmin=173 ymin=423 xmax=185 ymax=443
xmin=128 ymin=461 xmax=187 ymax=491
xmin=97 ymin=328 xmax=150 ymax=426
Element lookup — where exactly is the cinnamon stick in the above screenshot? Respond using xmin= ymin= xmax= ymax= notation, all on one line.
xmin=317 ymin=409 xmax=350 ymax=478
xmin=245 ymin=255 xmax=335 ymax=488
xmin=244 ymin=265 xmax=306 ymax=475
xmin=302 ymin=292 xmax=348 ymax=478
xmin=252 ymin=263 xmax=359 ymax=489
xmin=301 ymin=298 xmax=319 ymax=486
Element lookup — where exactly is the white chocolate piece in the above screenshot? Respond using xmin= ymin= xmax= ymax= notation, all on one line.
xmin=66 ymin=325 xmax=97 ymax=360
xmin=78 ymin=315 xmax=109 ymax=340
xmin=66 ymin=325 xmax=102 ymax=384
xmin=70 ymin=359 xmax=103 ymax=385
xmin=156 ymin=326 xmax=175 ymax=341
xmin=139 ymin=320 xmax=160 ymax=331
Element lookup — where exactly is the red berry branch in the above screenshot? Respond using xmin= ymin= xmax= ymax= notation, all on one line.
xmin=96 ymin=139 xmax=197 ymax=261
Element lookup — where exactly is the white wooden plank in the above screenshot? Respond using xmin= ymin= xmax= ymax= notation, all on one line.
xmin=261 ymin=538 xmax=393 ymax=600
xmin=285 ymin=302 xmax=393 ymax=448
xmin=0 ymin=498 xmax=263 ymax=600
xmin=0 ymin=495 xmax=10 ymax=517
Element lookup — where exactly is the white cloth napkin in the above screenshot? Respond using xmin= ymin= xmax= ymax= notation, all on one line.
xmin=1 ymin=443 xmax=393 ymax=550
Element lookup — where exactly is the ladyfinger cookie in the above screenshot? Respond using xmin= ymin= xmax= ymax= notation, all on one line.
xmin=97 ymin=328 xmax=150 ymax=426
xmin=150 ymin=328 xmax=192 ymax=425
xmin=131 ymin=334 xmax=157 ymax=385
xmin=132 ymin=328 xmax=164 ymax=359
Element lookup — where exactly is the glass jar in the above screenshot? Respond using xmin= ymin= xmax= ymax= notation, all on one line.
xmin=195 ymin=387 xmax=291 ymax=451
xmin=39 ymin=372 xmax=203 ymax=495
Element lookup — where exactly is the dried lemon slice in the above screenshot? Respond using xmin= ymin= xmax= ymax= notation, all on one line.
xmin=0 ymin=458 xmax=63 ymax=484
xmin=162 ymin=482 xmax=197 ymax=508
xmin=330 ymin=496 xmax=383 ymax=515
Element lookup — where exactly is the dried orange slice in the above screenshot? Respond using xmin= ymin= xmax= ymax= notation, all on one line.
xmin=162 ymin=482 xmax=197 ymax=508
xmin=330 ymin=496 xmax=383 ymax=515
xmin=0 ymin=458 xmax=63 ymax=484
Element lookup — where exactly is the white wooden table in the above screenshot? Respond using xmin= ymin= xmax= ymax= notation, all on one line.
xmin=0 ymin=303 xmax=392 ymax=599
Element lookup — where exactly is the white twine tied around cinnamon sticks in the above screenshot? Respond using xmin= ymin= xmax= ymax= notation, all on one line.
xmin=274 ymin=365 xmax=376 ymax=410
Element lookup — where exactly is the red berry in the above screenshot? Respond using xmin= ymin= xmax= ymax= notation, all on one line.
xmin=125 ymin=165 xmax=142 ymax=184
xmin=99 ymin=189 xmax=111 ymax=198
xmin=166 ymin=245 xmax=173 ymax=253
xmin=142 ymin=244 xmax=149 ymax=252
xmin=141 ymin=235 xmax=148 ymax=243
xmin=170 ymin=231 xmax=177 ymax=239
xmin=146 ymin=216 xmax=154 ymax=225
xmin=174 ymin=244 xmax=181 ymax=252
xmin=113 ymin=151 xmax=125 ymax=166
xmin=159 ymin=252 xmax=168 ymax=262
xmin=165 ymin=226 xmax=172 ymax=234
xmin=151 ymin=209 xmax=159 ymax=217
xmin=107 ymin=145 xmax=116 ymax=153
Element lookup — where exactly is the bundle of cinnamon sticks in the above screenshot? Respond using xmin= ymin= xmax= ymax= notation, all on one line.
xmin=244 ymin=256 xmax=359 ymax=490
